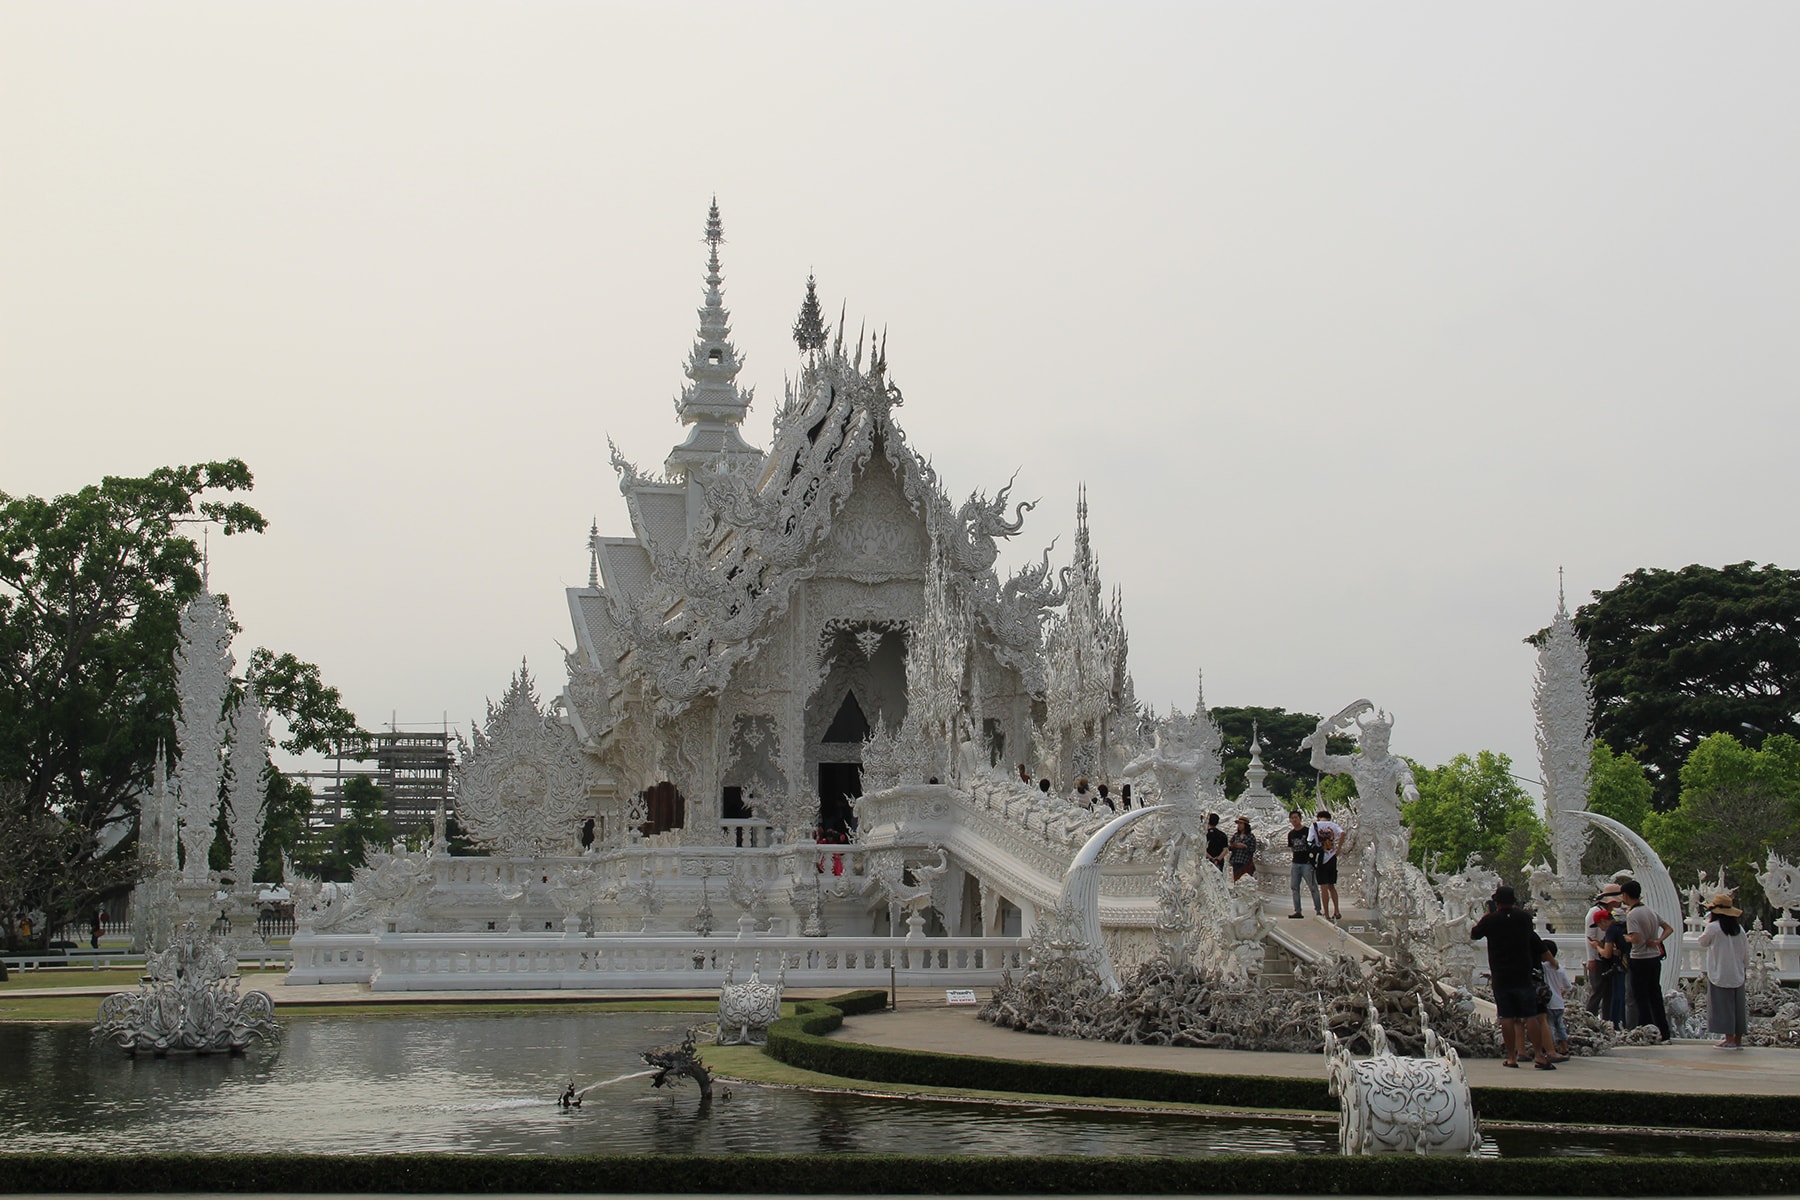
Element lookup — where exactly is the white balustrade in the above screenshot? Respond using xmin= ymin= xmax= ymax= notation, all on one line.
xmin=288 ymin=930 xmax=1026 ymax=990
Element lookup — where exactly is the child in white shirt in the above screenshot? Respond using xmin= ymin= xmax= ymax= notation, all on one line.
xmin=1541 ymin=940 xmax=1572 ymax=1056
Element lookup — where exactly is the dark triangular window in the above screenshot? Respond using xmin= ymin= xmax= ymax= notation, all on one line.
xmin=822 ymin=691 xmax=871 ymax=743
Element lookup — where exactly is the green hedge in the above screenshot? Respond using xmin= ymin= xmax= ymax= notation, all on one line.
xmin=766 ymin=994 xmax=1800 ymax=1131
xmin=2 ymin=1152 xmax=1797 ymax=1195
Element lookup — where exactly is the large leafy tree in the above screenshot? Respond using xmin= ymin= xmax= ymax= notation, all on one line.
xmin=1211 ymin=706 xmax=1356 ymax=801
xmin=1572 ymin=562 xmax=1800 ymax=811
xmin=0 ymin=462 xmax=359 ymax=954
xmin=1643 ymin=732 xmax=1800 ymax=919
xmin=1402 ymin=750 xmax=1550 ymax=891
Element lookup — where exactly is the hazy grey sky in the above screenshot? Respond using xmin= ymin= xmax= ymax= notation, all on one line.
xmin=5 ymin=3 xmax=1798 ymax=794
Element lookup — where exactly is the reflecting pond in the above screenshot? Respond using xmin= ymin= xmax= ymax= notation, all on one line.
xmin=0 ymin=1013 xmax=1788 ymax=1158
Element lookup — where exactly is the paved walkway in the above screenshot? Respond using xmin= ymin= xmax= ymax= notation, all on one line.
xmin=834 ymin=994 xmax=1800 ymax=1096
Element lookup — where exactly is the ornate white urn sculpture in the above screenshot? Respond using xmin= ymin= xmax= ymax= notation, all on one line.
xmin=1323 ymin=995 xmax=1478 ymax=1157
xmin=716 ymin=953 xmax=785 ymax=1045
xmin=92 ymin=921 xmax=279 ymax=1056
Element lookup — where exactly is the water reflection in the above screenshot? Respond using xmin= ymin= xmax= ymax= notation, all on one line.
xmin=0 ymin=1014 xmax=1788 ymax=1159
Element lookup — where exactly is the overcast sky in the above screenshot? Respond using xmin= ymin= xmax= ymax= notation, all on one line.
xmin=5 ymin=3 xmax=1797 ymax=797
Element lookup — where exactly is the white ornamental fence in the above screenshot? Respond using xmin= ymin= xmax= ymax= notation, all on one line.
xmin=288 ymin=930 xmax=1028 ymax=991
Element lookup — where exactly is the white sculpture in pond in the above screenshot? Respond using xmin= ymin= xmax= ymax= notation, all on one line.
xmin=1304 ymin=701 xmax=1419 ymax=916
xmin=92 ymin=920 xmax=279 ymax=1056
xmin=716 ymin=954 xmax=784 ymax=1045
xmin=1323 ymin=995 xmax=1479 ymax=1157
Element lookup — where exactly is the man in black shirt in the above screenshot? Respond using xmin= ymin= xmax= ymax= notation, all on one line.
xmin=1470 ymin=885 xmax=1558 ymax=1069
xmin=1285 ymin=810 xmax=1321 ymax=918
xmin=1205 ymin=813 xmax=1228 ymax=870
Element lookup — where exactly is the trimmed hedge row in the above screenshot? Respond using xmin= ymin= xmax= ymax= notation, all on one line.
xmin=2 ymin=1152 xmax=1798 ymax=1195
xmin=767 ymin=994 xmax=1800 ymax=1131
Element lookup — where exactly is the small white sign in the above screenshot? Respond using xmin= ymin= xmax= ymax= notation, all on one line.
xmin=1349 ymin=925 xmax=1367 ymax=934
xmin=945 ymin=988 xmax=978 ymax=1005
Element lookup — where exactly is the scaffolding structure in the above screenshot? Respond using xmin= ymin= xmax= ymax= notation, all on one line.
xmin=290 ymin=723 xmax=456 ymax=836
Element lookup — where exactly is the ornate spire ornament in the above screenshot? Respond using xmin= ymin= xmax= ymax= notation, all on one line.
xmin=792 ymin=272 xmax=828 ymax=352
xmin=588 ymin=518 xmax=600 ymax=588
xmin=225 ymin=694 xmax=270 ymax=888
xmin=1536 ymin=579 xmax=1595 ymax=881
xmin=665 ymin=198 xmax=761 ymax=479
xmin=172 ymin=585 xmax=234 ymax=884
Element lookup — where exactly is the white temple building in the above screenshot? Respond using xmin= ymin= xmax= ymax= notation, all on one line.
xmin=278 ymin=204 xmax=1712 ymax=995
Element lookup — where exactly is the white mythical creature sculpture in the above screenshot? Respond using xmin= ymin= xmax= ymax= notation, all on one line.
xmin=1758 ymin=851 xmax=1800 ymax=914
xmin=1120 ymin=685 xmax=1221 ymax=843
xmin=1323 ymin=995 xmax=1479 ymax=1157
xmin=1304 ymin=701 xmax=1419 ymax=917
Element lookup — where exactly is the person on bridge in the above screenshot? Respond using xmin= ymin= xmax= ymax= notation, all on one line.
xmin=1471 ymin=886 xmax=1558 ymax=1070
xmin=1285 ymin=810 xmax=1321 ymax=919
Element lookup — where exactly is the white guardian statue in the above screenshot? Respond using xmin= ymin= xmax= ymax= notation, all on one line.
xmin=1303 ymin=701 xmax=1419 ymax=917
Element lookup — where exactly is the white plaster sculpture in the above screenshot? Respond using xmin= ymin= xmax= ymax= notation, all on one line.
xmin=715 ymin=953 xmax=785 ymax=1045
xmin=1056 ymin=806 xmax=1169 ymax=991
xmin=91 ymin=920 xmax=279 ymax=1056
xmin=1758 ymin=851 xmax=1800 ymax=913
xmin=224 ymin=694 xmax=269 ymax=889
xmin=1535 ymin=584 xmax=1594 ymax=881
xmin=457 ymin=662 xmax=595 ymax=857
xmin=1323 ymin=995 xmax=1479 ymax=1157
xmin=172 ymin=586 xmax=234 ymax=885
xmin=1304 ymin=702 xmax=1419 ymax=917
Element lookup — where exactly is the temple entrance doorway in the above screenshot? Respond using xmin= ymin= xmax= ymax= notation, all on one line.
xmin=818 ymin=762 xmax=862 ymax=837
xmin=638 ymin=781 xmax=685 ymax=837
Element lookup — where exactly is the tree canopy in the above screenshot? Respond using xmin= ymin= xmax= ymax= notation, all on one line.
xmin=0 ymin=462 xmax=360 ymax=949
xmin=1211 ymin=706 xmax=1356 ymax=801
xmin=1402 ymin=750 xmax=1549 ymax=890
xmin=1643 ymin=732 xmax=1800 ymax=919
xmin=1571 ymin=562 xmax=1800 ymax=811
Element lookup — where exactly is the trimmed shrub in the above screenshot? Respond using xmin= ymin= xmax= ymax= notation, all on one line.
xmin=1 ymin=1152 xmax=1797 ymax=1194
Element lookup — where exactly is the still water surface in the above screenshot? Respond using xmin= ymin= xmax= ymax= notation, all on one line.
xmin=0 ymin=1013 xmax=1784 ymax=1158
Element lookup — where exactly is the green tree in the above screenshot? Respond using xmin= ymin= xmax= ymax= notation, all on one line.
xmin=1580 ymin=742 xmax=1655 ymax=875
xmin=1402 ymin=750 xmax=1550 ymax=891
xmin=1570 ymin=562 xmax=1800 ymax=811
xmin=0 ymin=462 xmax=360 ymax=951
xmin=1643 ymin=732 xmax=1800 ymax=918
xmin=1211 ymin=707 xmax=1356 ymax=801
xmin=1586 ymin=742 xmax=1653 ymax=833
xmin=300 ymin=776 xmax=394 ymax=882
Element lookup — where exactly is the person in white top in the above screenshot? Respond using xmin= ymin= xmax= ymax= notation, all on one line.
xmin=1540 ymin=940 xmax=1573 ymax=1056
xmin=1313 ymin=809 xmax=1346 ymax=920
xmin=1696 ymin=891 xmax=1750 ymax=1050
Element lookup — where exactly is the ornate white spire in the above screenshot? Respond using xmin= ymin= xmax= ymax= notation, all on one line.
xmin=666 ymin=198 xmax=761 ymax=480
xmin=1537 ymin=577 xmax=1594 ymax=881
xmin=588 ymin=518 xmax=600 ymax=588
xmin=172 ymin=583 xmax=234 ymax=884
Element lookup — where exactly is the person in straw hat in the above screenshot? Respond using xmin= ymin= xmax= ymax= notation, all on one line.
xmin=1696 ymin=892 xmax=1749 ymax=1049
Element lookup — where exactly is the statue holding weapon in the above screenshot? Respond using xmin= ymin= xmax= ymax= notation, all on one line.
xmin=1301 ymin=700 xmax=1419 ymax=918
